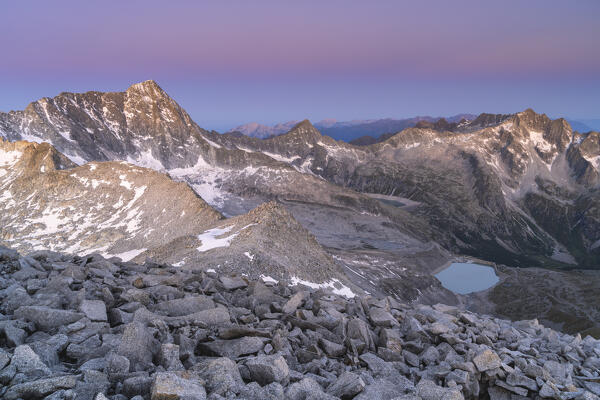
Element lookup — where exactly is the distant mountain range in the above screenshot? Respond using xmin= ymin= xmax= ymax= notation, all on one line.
xmin=229 ymin=116 xmax=599 ymax=144
xmin=228 ymin=114 xmax=476 ymax=142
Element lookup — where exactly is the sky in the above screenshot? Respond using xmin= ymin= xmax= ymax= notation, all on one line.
xmin=1 ymin=1 xmax=599 ymax=132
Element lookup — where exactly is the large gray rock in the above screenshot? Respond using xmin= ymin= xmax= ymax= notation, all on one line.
xmin=158 ymin=343 xmax=184 ymax=371
xmin=346 ymin=318 xmax=374 ymax=352
xmin=79 ymin=357 xmax=107 ymax=372
xmin=151 ymin=372 xmax=206 ymax=400
xmin=359 ymin=352 xmax=398 ymax=377
xmin=286 ymin=377 xmax=332 ymax=400
xmin=28 ymin=333 xmax=68 ymax=367
xmin=0 ymin=321 xmax=27 ymax=347
xmin=197 ymin=336 xmax=266 ymax=358
xmin=379 ymin=328 xmax=402 ymax=352
xmin=198 ymin=357 xmax=244 ymax=395
xmin=246 ymin=354 xmax=290 ymax=386
xmin=123 ymin=375 xmax=153 ymax=398
xmin=319 ymin=338 xmax=345 ymax=357
xmin=416 ymin=379 xmax=464 ymax=400
xmin=282 ymin=291 xmax=308 ymax=314
xmin=4 ymin=375 xmax=78 ymax=400
xmin=189 ymin=307 xmax=231 ymax=326
xmin=369 ymin=307 xmax=397 ymax=327
xmin=117 ymin=322 xmax=158 ymax=371
xmin=105 ymin=352 xmax=130 ymax=376
xmin=326 ymin=371 xmax=366 ymax=398
xmin=0 ymin=284 xmax=33 ymax=314
xmin=220 ymin=276 xmax=248 ymax=290
xmin=10 ymin=344 xmax=51 ymax=376
xmin=79 ymin=300 xmax=108 ymax=322
xmin=420 ymin=346 xmax=441 ymax=365
xmin=354 ymin=378 xmax=410 ymax=400
xmin=14 ymin=306 xmax=83 ymax=331
xmin=153 ymin=296 xmax=215 ymax=317
xmin=446 ymin=369 xmax=469 ymax=385
xmin=494 ymin=380 xmax=529 ymax=397
xmin=543 ymin=360 xmax=570 ymax=384
xmin=472 ymin=349 xmax=502 ymax=372
xmin=75 ymin=369 xmax=110 ymax=400
xmin=0 ymin=348 xmax=10 ymax=370
xmin=506 ymin=372 xmax=538 ymax=391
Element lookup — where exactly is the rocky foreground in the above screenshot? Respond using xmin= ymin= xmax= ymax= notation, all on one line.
xmin=0 ymin=246 xmax=599 ymax=400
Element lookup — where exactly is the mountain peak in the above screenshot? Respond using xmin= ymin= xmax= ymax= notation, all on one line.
xmin=291 ymin=119 xmax=315 ymax=130
xmin=128 ymin=79 xmax=162 ymax=90
xmin=0 ymin=139 xmax=75 ymax=174
xmin=275 ymin=119 xmax=324 ymax=142
xmin=469 ymin=112 xmax=513 ymax=128
xmin=126 ymin=80 xmax=169 ymax=100
xmin=513 ymin=108 xmax=550 ymax=128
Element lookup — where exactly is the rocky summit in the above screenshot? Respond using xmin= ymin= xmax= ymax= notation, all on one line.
xmin=0 ymin=245 xmax=599 ymax=400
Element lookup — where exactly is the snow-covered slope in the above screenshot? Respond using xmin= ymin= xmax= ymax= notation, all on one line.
xmin=0 ymin=139 xmax=223 ymax=259
xmin=0 ymin=139 xmax=358 ymax=291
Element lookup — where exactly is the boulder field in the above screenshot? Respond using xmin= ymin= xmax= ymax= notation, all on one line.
xmin=0 ymin=245 xmax=599 ymax=399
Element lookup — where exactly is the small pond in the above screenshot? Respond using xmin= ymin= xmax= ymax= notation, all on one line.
xmin=435 ymin=262 xmax=499 ymax=294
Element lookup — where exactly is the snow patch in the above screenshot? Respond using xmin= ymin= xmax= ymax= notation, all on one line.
xmin=58 ymin=130 xmax=76 ymax=143
xmin=0 ymin=149 xmax=22 ymax=167
xmin=64 ymin=152 xmax=87 ymax=165
xmin=28 ymin=209 xmax=67 ymax=235
xmin=262 ymin=151 xmax=301 ymax=163
xmin=583 ymin=155 xmax=600 ymax=170
xmin=127 ymin=150 xmax=165 ymax=171
xmin=109 ymin=248 xmax=147 ymax=262
xmin=196 ymin=223 xmax=255 ymax=252
xmin=197 ymin=226 xmax=238 ymax=252
xmin=529 ymin=131 xmax=553 ymax=152
xmin=404 ymin=142 xmax=420 ymax=149
xmin=169 ymin=155 xmax=229 ymax=208
xmin=260 ymin=275 xmax=279 ymax=284
xmin=201 ymin=135 xmax=222 ymax=148
xmin=290 ymin=276 xmax=355 ymax=298
xmin=0 ymin=190 xmax=13 ymax=203
xmin=119 ymin=175 xmax=133 ymax=190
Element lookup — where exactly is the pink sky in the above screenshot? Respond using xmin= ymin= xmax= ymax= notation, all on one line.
xmin=1 ymin=1 xmax=599 ymax=130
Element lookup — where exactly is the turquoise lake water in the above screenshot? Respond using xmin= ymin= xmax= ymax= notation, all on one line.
xmin=435 ymin=262 xmax=499 ymax=294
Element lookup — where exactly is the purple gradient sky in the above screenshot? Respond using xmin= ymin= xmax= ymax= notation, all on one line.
xmin=1 ymin=1 xmax=599 ymax=131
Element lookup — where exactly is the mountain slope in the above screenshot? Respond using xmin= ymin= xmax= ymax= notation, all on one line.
xmin=0 ymin=139 xmax=223 ymax=259
xmin=0 ymin=82 xmax=433 ymax=244
xmin=140 ymin=201 xmax=356 ymax=289
xmin=0 ymin=139 xmax=362 ymax=295
xmin=211 ymin=111 xmax=600 ymax=268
